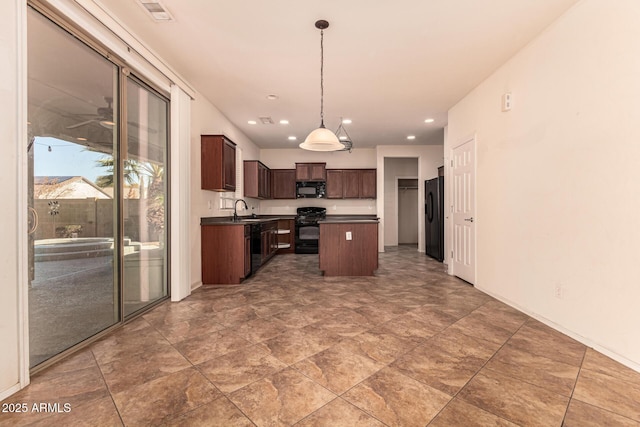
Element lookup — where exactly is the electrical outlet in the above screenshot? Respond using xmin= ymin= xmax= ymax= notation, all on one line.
xmin=554 ymin=283 xmax=563 ymax=299
xmin=346 ymin=231 xmax=352 ymax=241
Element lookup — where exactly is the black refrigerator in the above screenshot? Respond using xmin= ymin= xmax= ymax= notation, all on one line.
xmin=425 ymin=168 xmax=444 ymax=261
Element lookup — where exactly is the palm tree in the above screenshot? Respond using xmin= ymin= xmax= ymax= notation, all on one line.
xmin=95 ymin=156 xmax=140 ymax=189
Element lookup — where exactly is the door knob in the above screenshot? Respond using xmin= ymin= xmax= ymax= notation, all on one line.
xmin=464 ymin=217 xmax=474 ymax=222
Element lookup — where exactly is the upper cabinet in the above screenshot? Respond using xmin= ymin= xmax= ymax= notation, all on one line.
xmin=201 ymin=135 xmax=236 ymax=192
xmin=244 ymin=160 xmax=271 ymax=199
xmin=271 ymin=169 xmax=296 ymax=199
xmin=325 ymin=170 xmax=344 ymax=199
xmin=326 ymin=169 xmax=377 ymax=199
xmin=296 ymin=162 xmax=326 ymax=182
xmin=359 ymin=169 xmax=377 ymax=198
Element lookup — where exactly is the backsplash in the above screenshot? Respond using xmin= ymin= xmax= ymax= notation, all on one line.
xmin=258 ymin=198 xmax=376 ymax=216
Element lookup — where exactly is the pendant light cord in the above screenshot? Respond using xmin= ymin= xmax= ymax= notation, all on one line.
xmin=320 ymin=28 xmax=325 ymax=128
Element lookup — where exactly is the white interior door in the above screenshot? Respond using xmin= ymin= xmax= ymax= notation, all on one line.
xmin=452 ymin=138 xmax=475 ymax=284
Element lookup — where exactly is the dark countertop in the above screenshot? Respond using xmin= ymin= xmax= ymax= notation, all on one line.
xmin=201 ymin=214 xmax=375 ymax=225
xmin=319 ymin=219 xmax=379 ymax=224
xmin=321 ymin=214 xmax=379 ymax=223
xmin=201 ymin=217 xmax=283 ymax=226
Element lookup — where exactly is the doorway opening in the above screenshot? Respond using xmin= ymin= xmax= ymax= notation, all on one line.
xmin=398 ymin=178 xmax=419 ymax=247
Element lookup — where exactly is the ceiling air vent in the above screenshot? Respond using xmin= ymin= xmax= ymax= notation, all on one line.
xmin=259 ymin=117 xmax=275 ymax=125
xmin=137 ymin=0 xmax=175 ymax=22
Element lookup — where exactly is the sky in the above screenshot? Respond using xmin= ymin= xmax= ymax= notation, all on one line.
xmin=33 ymin=137 xmax=108 ymax=183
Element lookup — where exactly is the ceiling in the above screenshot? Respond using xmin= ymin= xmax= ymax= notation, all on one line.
xmin=95 ymin=0 xmax=580 ymax=149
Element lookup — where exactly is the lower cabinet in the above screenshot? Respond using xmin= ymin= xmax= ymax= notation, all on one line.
xmin=244 ymin=232 xmax=251 ymax=278
xmin=201 ymin=224 xmax=251 ymax=285
xmin=260 ymin=220 xmax=278 ymax=264
xmin=276 ymin=219 xmax=294 ymax=253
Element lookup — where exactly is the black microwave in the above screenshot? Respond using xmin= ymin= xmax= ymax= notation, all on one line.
xmin=296 ymin=181 xmax=326 ymax=198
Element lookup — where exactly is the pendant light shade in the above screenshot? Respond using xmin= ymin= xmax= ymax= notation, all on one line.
xmin=300 ymin=126 xmax=344 ymax=151
xmin=300 ymin=20 xmax=345 ymax=152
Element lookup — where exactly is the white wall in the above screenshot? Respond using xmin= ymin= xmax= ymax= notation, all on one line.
xmin=446 ymin=0 xmax=640 ymax=370
xmin=190 ymin=93 xmax=260 ymax=288
xmin=376 ymin=145 xmax=444 ymax=252
xmin=0 ymin=0 xmax=25 ymax=400
xmin=383 ymin=158 xmax=418 ymax=246
xmin=259 ymin=148 xmax=378 ymax=216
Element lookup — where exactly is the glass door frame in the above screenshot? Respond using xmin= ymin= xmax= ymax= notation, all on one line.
xmin=26 ymin=2 xmax=171 ymax=374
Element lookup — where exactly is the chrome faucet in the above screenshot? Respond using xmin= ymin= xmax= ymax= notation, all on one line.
xmin=233 ymin=199 xmax=248 ymax=222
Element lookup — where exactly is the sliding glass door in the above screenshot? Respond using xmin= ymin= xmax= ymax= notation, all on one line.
xmin=123 ymin=77 xmax=169 ymax=317
xmin=27 ymin=6 xmax=169 ymax=368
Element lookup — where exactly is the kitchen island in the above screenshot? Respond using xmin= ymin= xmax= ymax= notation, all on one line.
xmin=318 ymin=218 xmax=379 ymax=276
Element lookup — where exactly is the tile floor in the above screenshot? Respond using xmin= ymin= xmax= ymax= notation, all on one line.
xmin=2 ymin=246 xmax=640 ymax=426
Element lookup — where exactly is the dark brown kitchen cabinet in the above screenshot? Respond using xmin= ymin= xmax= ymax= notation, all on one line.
xmin=201 ymin=224 xmax=250 ymax=284
xmin=359 ymin=169 xmax=377 ymax=198
xmin=326 ymin=169 xmax=344 ymax=199
xmin=271 ymin=169 xmax=296 ymax=199
xmin=343 ymin=170 xmax=360 ymax=198
xmin=327 ymin=169 xmax=377 ymax=199
xmin=244 ymin=160 xmax=270 ymax=199
xmin=260 ymin=220 xmax=278 ymax=264
xmin=201 ymin=135 xmax=236 ymax=191
xmin=296 ymin=162 xmax=326 ymax=181
xmin=244 ymin=232 xmax=251 ymax=278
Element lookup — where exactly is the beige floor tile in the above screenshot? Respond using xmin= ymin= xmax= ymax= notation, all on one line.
xmin=573 ymin=367 xmax=640 ymax=422
xmin=15 ymin=246 xmax=640 ymax=427
xmin=507 ymin=319 xmax=586 ymax=366
xmin=564 ymin=399 xmax=640 ymax=427
xmin=343 ymin=367 xmax=450 ymax=427
xmin=150 ymin=315 xmax=226 ymax=344
xmin=229 ymin=368 xmax=336 ymax=427
xmin=295 ymin=398 xmax=386 ymax=427
xmin=258 ymin=324 xmax=342 ymax=365
xmin=173 ymin=328 xmax=252 ymax=365
xmin=484 ymin=343 xmax=580 ymax=397
xmin=112 ymin=368 xmax=220 ymax=426
xmin=26 ymin=396 xmax=123 ymax=427
xmin=341 ymin=330 xmax=420 ymax=365
xmin=198 ymin=345 xmax=287 ymax=394
xmin=393 ymin=334 xmax=496 ymax=395
xmin=98 ymin=344 xmax=191 ymax=394
xmin=429 ymin=398 xmax=518 ymax=427
xmin=293 ymin=342 xmax=385 ymax=394
xmin=165 ymin=396 xmax=255 ymax=427
xmin=230 ymin=317 xmax=293 ymax=344
xmin=581 ymin=348 xmax=640 ymax=387
xmin=458 ymin=370 xmax=570 ymax=427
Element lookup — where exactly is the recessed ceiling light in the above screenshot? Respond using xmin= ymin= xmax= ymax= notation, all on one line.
xmin=77 ymin=137 xmax=87 ymax=141
xmin=288 ymin=136 xmax=297 ymax=141
xmin=248 ymin=120 xmax=257 ymax=125
xmin=266 ymin=94 xmax=279 ymax=100
xmin=407 ymin=135 xmax=416 ymax=140
xmin=342 ymin=119 xmax=352 ymax=124
xmin=424 ymin=118 xmax=435 ymax=123
xmin=279 ymin=120 xmax=289 ymax=125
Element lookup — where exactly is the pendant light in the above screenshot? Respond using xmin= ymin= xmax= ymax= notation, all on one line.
xmin=300 ymin=20 xmax=344 ymax=152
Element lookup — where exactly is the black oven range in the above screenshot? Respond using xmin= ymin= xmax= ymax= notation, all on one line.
xmin=294 ymin=207 xmax=326 ymax=254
